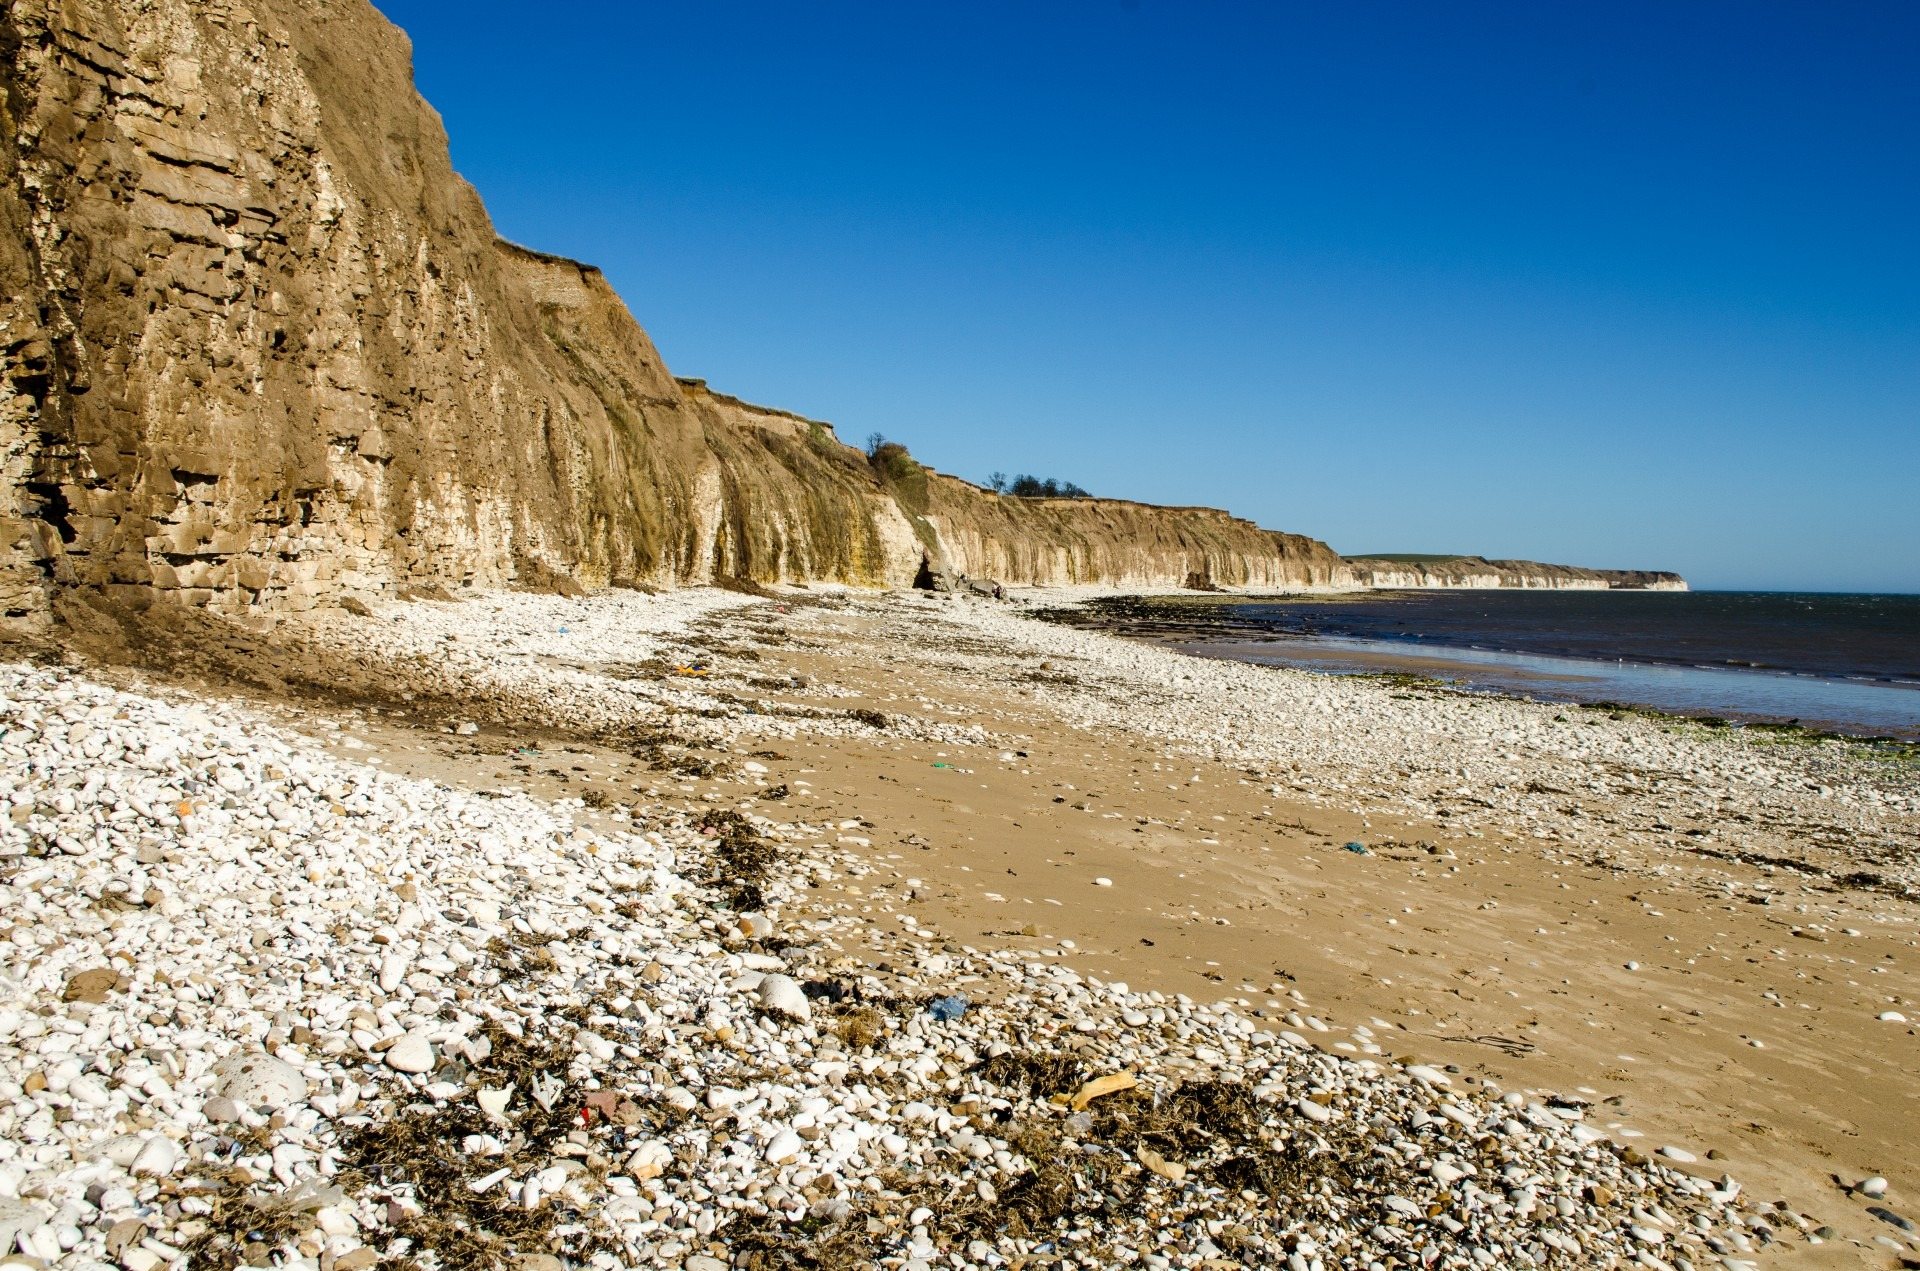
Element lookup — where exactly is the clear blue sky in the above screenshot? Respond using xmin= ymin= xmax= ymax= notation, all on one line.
xmin=375 ymin=0 xmax=1917 ymax=592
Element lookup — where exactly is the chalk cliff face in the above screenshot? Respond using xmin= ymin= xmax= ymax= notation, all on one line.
xmin=0 ymin=0 xmax=1679 ymax=631
xmin=1343 ymin=557 xmax=1689 ymax=592
xmin=672 ymin=382 xmax=1355 ymax=590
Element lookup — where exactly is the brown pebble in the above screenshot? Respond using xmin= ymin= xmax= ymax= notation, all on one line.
xmin=63 ymin=967 xmax=123 ymax=1003
xmin=104 ymin=1219 xmax=146 ymax=1258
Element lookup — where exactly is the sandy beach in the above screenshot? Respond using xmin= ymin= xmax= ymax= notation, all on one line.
xmin=4 ymin=585 xmax=1916 ymax=1269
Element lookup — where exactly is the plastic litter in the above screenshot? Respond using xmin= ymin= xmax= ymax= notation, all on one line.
xmin=927 ymin=994 xmax=969 ymax=1021
xmin=1343 ymin=841 xmax=1369 ymax=855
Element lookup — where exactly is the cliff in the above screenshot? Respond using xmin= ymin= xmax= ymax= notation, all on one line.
xmin=0 ymin=0 xmax=1677 ymax=631
xmin=1343 ymin=556 xmax=1688 ymax=591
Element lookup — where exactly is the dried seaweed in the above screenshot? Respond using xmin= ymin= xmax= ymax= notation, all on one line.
xmin=725 ymin=1212 xmax=879 ymax=1270
xmin=328 ymin=1021 xmax=655 ymax=1271
xmin=828 ymin=1003 xmax=886 ymax=1050
xmin=177 ymin=1191 xmax=323 ymax=1271
xmin=699 ymin=809 xmax=783 ymax=910
xmin=972 ymin=1051 xmax=1087 ymax=1099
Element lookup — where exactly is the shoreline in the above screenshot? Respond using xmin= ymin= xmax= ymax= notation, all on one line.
xmin=3 ymin=586 xmax=1916 ymax=1268
xmin=1031 ymin=591 xmax=1920 ymax=744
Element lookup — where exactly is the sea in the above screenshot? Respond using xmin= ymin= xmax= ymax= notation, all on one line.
xmin=1049 ymin=590 xmax=1920 ymax=741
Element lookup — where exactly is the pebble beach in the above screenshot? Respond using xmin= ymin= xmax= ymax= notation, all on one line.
xmin=3 ymin=586 xmax=1915 ymax=1270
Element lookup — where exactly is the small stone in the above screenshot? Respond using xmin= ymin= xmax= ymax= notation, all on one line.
xmin=334 ymin=1250 xmax=380 ymax=1271
xmin=67 ymin=1074 xmax=109 ymax=1107
xmin=1657 ymin=1146 xmax=1698 ymax=1164
xmin=62 ymin=968 xmax=121 ymax=1004
xmin=202 ymin=1095 xmax=241 ymax=1123
xmin=764 ymin=1130 xmax=804 ymax=1165
xmin=130 ymin=1136 xmax=179 ymax=1177
xmin=1093 ymin=876 xmax=1113 ymax=887
xmin=1859 ymin=1176 xmax=1889 ymax=1198
xmin=105 ymin=1218 xmax=146 ymax=1258
xmin=213 ymin=1052 xmax=309 ymax=1110
xmin=1876 ymin=1011 xmax=1907 ymax=1023
xmin=757 ymin=974 xmax=811 ymax=1021
xmin=0 ymin=1215 xmax=41 ymax=1268
xmin=686 ymin=1258 xmax=728 ymax=1271
xmin=627 ymin=1140 xmax=673 ymax=1180
xmin=385 ymin=1031 xmax=436 ymax=1074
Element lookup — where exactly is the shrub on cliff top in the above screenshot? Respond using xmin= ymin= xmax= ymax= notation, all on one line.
xmin=1008 ymin=474 xmax=1092 ymax=499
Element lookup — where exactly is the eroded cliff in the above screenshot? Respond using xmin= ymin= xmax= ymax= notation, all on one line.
xmin=1343 ymin=556 xmax=1688 ymax=592
xmin=0 ymin=0 xmax=1677 ymax=631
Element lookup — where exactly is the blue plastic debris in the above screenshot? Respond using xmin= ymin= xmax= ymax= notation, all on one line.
xmin=927 ymin=994 xmax=969 ymax=1021
xmin=1343 ymin=841 xmax=1369 ymax=855
xmin=557 ymin=626 xmax=571 ymax=634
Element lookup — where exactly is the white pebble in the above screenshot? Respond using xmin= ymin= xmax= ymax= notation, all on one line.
xmin=385 ymin=1032 xmax=436 ymax=1074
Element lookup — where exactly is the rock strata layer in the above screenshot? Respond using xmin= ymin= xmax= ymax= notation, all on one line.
xmin=1344 ymin=556 xmax=1687 ymax=591
xmin=0 ymin=0 xmax=1680 ymax=633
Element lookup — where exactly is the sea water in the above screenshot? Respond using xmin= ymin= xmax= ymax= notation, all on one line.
xmin=1062 ymin=590 xmax=1920 ymax=740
